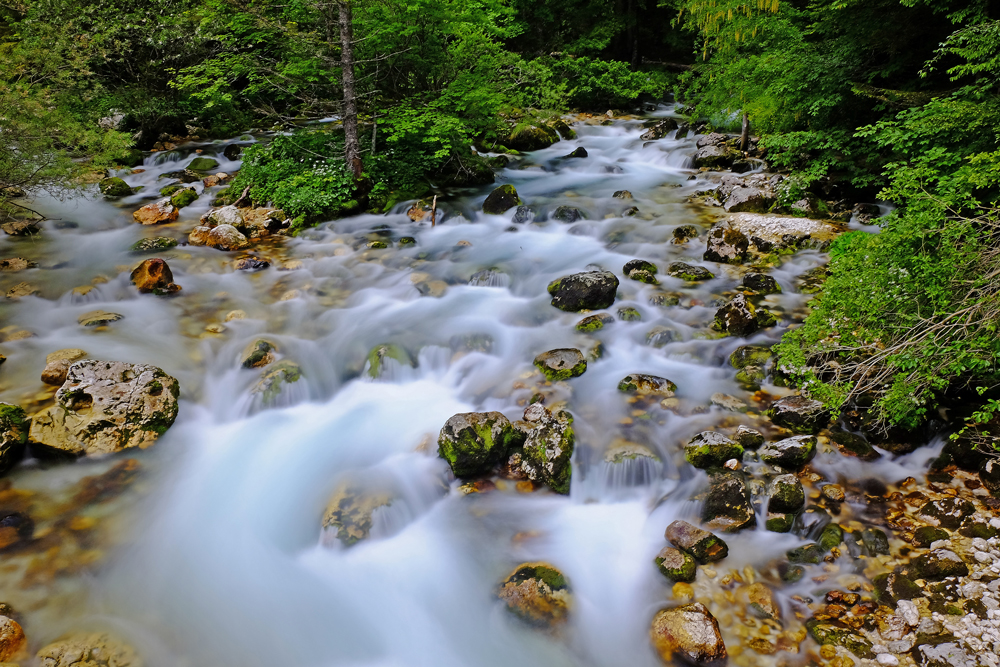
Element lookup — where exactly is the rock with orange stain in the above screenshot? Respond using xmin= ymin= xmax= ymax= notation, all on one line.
xmin=496 ymin=563 xmax=571 ymax=628
xmin=0 ymin=615 xmax=26 ymax=662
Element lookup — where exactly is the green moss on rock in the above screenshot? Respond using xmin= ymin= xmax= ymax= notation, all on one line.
xmin=655 ymin=546 xmax=697 ymax=582
xmin=99 ymin=177 xmax=132 ymax=197
xmin=438 ymin=411 xmax=524 ymax=478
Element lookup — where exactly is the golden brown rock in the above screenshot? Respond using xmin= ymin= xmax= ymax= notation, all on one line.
xmin=132 ymin=198 xmax=178 ymax=225
xmin=130 ymin=258 xmax=180 ymax=295
xmin=0 ymin=615 xmax=25 ymax=662
xmin=650 ymin=602 xmax=727 ymax=666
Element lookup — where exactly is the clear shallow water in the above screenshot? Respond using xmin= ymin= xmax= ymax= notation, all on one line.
xmin=0 ymin=106 xmax=935 ymax=666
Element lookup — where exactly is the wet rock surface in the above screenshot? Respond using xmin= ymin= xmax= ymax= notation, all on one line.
xmin=29 ymin=360 xmax=180 ymax=456
xmin=650 ymin=602 xmax=727 ymax=666
xmin=497 ymin=563 xmax=571 ymax=628
xmin=547 ymin=270 xmax=619 ymax=311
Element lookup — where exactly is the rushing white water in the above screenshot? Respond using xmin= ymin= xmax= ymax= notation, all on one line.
xmin=0 ymin=105 xmax=932 ymax=666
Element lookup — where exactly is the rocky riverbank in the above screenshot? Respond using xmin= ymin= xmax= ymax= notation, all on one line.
xmin=0 ymin=108 xmax=993 ymax=667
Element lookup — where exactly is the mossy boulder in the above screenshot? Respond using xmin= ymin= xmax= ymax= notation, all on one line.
xmin=673 ymin=225 xmax=699 ymax=242
xmin=702 ymin=470 xmax=756 ymax=532
xmin=519 ymin=405 xmax=575 ymax=494
xmin=576 ymin=313 xmax=614 ymax=332
xmin=913 ymin=525 xmax=950 ymax=547
xmin=768 ymin=474 xmax=804 ymax=514
xmin=0 ymin=404 xmax=28 ymax=476
xmin=704 ymin=225 xmax=749 ymax=264
xmin=684 ymin=432 xmax=743 ymax=469
xmin=650 ymin=602 xmax=727 ymax=667
xmin=99 ymin=177 xmax=132 ymax=197
xmin=918 ymin=497 xmax=975 ymax=530
xmin=742 ymin=273 xmax=781 ymax=294
xmin=29 ymin=360 xmax=180 ymax=456
xmin=547 ymin=270 xmax=619 ymax=311
xmin=759 ymin=435 xmax=817 ymax=469
xmin=169 ymin=188 xmax=198 ymax=208
xmin=734 ymin=426 xmax=764 ymax=449
xmin=874 ymin=572 xmax=923 ymax=604
xmin=250 ymin=361 xmax=302 ymax=405
xmin=534 ymin=348 xmax=587 ymax=381
xmin=787 ymin=542 xmax=823 ymax=563
xmin=766 ymin=512 xmax=796 ymax=533
xmin=729 ymin=345 xmax=772 ymax=369
xmin=188 ymin=156 xmax=219 ymax=171
xmin=817 ymin=522 xmax=844 ymax=552
xmin=497 ymin=563 xmax=571 ymax=628
xmin=438 ymin=411 xmax=524 ymax=478
xmin=768 ymin=395 xmax=829 ymax=434
xmin=910 ymin=549 xmax=969 ymax=580
xmin=862 ymin=527 xmax=890 ymax=555
xmin=366 ymin=343 xmax=415 ymax=379
xmin=507 ymin=122 xmax=559 ymax=151
xmin=655 ymin=546 xmax=696 ymax=583
xmin=665 ymin=520 xmax=728 ymax=563
xmin=482 ymin=184 xmax=521 ymax=214
xmin=130 ymin=237 xmax=178 ymax=254
xmin=666 ymin=262 xmax=714 ymax=281
xmin=714 ymin=293 xmax=759 ymax=337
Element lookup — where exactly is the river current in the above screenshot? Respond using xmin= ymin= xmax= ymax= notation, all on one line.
xmin=0 ymin=106 xmax=939 ymax=666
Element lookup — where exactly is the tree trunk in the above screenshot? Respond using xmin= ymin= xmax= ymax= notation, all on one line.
xmin=338 ymin=0 xmax=363 ymax=179
xmin=740 ymin=113 xmax=750 ymax=152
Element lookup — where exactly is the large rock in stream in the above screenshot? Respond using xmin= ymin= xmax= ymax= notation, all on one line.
xmin=768 ymin=395 xmax=829 ymax=433
xmin=650 ymin=602 xmax=727 ymax=666
xmin=516 ymin=403 xmax=575 ymax=494
xmin=547 ymin=270 xmax=618 ymax=311
xmin=29 ymin=360 xmax=180 ymax=456
xmin=702 ymin=470 xmax=756 ymax=532
xmin=438 ymin=412 xmax=524 ymax=478
xmin=482 ymin=185 xmax=521 ymax=214
xmin=133 ymin=198 xmax=178 ymax=225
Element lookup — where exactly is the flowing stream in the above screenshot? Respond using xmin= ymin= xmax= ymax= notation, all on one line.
xmin=0 ymin=105 xmax=939 ymax=666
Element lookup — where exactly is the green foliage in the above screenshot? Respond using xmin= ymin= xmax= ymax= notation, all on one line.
xmin=231 ymin=132 xmax=359 ymax=221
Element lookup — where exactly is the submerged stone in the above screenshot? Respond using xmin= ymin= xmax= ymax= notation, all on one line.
xmin=534 ymin=348 xmax=586 ymax=381
xmin=366 ymin=343 xmax=414 ymax=379
xmin=729 ymin=345 xmax=772 ymax=369
xmin=746 ymin=582 xmax=780 ymax=621
xmin=552 ymin=205 xmax=582 ymax=223
xmin=830 ymin=429 xmax=881 ymax=461
xmin=130 ymin=237 xmax=178 ymax=254
xmin=617 ymin=306 xmax=641 ymax=321
xmin=188 ymin=156 xmax=219 ymax=171
xmin=497 ymin=563 xmax=571 ymax=628
xmin=251 ymin=360 xmax=303 ymax=405
xmin=29 ymin=360 xmax=180 ymax=456
xmin=77 ymin=310 xmax=123 ymax=327
xmin=665 ymin=520 xmax=729 ymax=563
xmin=438 ymin=411 xmax=523 ymax=478
xmin=617 ymin=374 xmax=676 ymax=397
xmin=241 ymin=340 xmax=277 ymax=369
xmin=742 ymin=273 xmax=780 ymax=294
xmin=650 ymin=602 xmax=727 ymax=666
xmin=321 ymin=478 xmax=392 ymax=547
